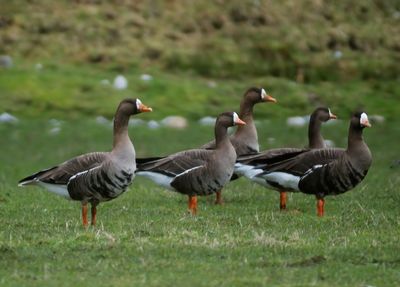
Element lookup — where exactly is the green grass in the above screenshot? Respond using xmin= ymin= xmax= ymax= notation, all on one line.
xmin=1 ymin=116 xmax=399 ymax=286
xmin=1 ymin=61 xmax=400 ymax=120
xmin=1 ymin=1 xmax=400 ymax=81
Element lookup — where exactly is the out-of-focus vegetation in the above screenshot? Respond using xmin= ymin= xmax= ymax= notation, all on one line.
xmin=1 ymin=0 xmax=400 ymax=81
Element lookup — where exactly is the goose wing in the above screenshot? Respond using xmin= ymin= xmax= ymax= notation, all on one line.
xmin=19 ymin=152 xmax=109 ymax=185
xmin=137 ymin=149 xmax=210 ymax=177
xmin=258 ymin=148 xmax=345 ymax=177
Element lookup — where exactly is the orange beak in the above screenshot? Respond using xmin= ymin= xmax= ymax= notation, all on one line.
xmin=361 ymin=119 xmax=371 ymax=128
xmin=264 ymin=94 xmax=277 ymax=103
xmin=138 ymin=103 xmax=152 ymax=113
xmin=235 ymin=117 xmax=246 ymax=126
xmin=329 ymin=113 xmax=337 ymax=120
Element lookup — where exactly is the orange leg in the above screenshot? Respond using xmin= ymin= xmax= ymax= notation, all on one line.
xmin=317 ymin=198 xmax=325 ymax=217
xmin=91 ymin=202 xmax=98 ymax=226
xmin=280 ymin=191 xmax=287 ymax=210
xmin=82 ymin=203 xmax=88 ymax=227
xmin=215 ymin=190 xmax=223 ymax=205
xmin=188 ymin=195 xmax=198 ymax=215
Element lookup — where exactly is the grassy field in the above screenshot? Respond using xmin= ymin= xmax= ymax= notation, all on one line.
xmin=1 ymin=115 xmax=399 ymax=286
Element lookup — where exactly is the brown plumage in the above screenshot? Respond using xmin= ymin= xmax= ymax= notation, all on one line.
xmin=136 ymin=112 xmax=246 ymax=214
xmin=236 ymin=111 xmax=372 ymax=216
xmin=236 ymin=107 xmax=337 ymax=210
xmin=18 ymin=98 xmax=152 ymax=227
xmin=201 ymin=87 xmax=276 ymax=204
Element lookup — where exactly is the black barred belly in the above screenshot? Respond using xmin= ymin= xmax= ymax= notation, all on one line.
xmin=299 ymin=162 xmax=368 ymax=197
xmin=173 ymin=171 xmax=232 ymax=196
xmin=69 ymin=169 xmax=134 ymax=202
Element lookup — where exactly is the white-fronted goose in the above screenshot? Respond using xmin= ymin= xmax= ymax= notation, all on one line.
xmin=201 ymin=87 xmax=276 ymax=204
xmin=236 ymin=107 xmax=337 ymax=210
xmin=136 ymin=112 xmax=246 ymax=214
xmin=236 ymin=111 xmax=372 ymax=216
xmin=18 ymin=98 xmax=152 ymax=226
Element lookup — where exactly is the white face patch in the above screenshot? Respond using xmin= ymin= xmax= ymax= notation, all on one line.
xmin=136 ymin=99 xmax=142 ymax=110
xmin=233 ymin=112 xmax=239 ymax=125
xmin=360 ymin=112 xmax=368 ymax=126
xmin=328 ymin=108 xmax=333 ymax=117
xmin=261 ymin=88 xmax=267 ymax=100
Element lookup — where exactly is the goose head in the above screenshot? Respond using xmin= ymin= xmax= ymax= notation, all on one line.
xmin=216 ymin=112 xmax=246 ymax=128
xmin=244 ymin=87 xmax=277 ymax=104
xmin=312 ymin=107 xmax=337 ymax=122
xmin=352 ymin=111 xmax=372 ymax=129
xmin=118 ymin=98 xmax=152 ymax=115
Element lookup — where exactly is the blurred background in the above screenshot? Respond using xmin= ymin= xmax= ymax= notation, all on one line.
xmin=1 ymin=0 xmax=399 ymax=121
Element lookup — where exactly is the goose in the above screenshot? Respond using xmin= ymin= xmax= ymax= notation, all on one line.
xmin=236 ymin=107 xmax=337 ymax=210
xmin=236 ymin=111 xmax=372 ymax=216
xmin=136 ymin=112 xmax=246 ymax=215
xmin=18 ymin=98 xmax=152 ymax=226
xmin=201 ymin=87 xmax=276 ymax=204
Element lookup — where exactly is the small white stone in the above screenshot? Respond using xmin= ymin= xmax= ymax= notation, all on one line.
xmin=96 ymin=116 xmax=110 ymax=125
xmin=198 ymin=116 xmax=216 ymax=126
xmin=207 ymin=81 xmax=217 ymax=88
xmin=49 ymin=127 xmax=61 ymax=135
xmin=369 ymin=115 xmax=385 ymax=124
xmin=129 ymin=118 xmax=145 ymax=127
xmin=286 ymin=116 xmax=307 ymax=127
xmin=49 ymin=119 xmax=62 ymax=127
xmin=147 ymin=120 xmax=160 ymax=129
xmin=324 ymin=139 xmax=335 ymax=148
xmin=0 ymin=112 xmax=18 ymax=123
xmin=333 ymin=50 xmax=343 ymax=59
xmin=100 ymin=79 xmax=110 ymax=85
xmin=113 ymin=75 xmax=128 ymax=90
xmin=35 ymin=63 xmax=43 ymax=70
xmin=161 ymin=116 xmax=188 ymax=129
xmin=0 ymin=55 xmax=13 ymax=68
xmin=140 ymin=74 xmax=153 ymax=81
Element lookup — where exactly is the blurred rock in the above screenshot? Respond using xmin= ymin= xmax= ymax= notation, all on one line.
xmin=35 ymin=63 xmax=43 ymax=70
xmin=0 ymin=112 xmax=18 ymax=123
xmin=390 ymin=160 xmax=400 ymax=168
xmin=161 ymin=116 xmax=188 ymax=129
xmin=49 ymin=118 xmax=62 ymax=127
xmin=207 ymin=81 xmax=217 ymax=88
xmin=147 ymin=120 xmax=160 ymax=129
xmin=324 ymin=139 xmax=335 ymax=148
xmin=96 ymin=116 xmax=110 ymax=125
xmin=100 ymin=79 xmax=110 ymax=86
xmin=198 ymin=116 xmax=216 ymax=126
xmin=140 ymin=74 xmax=153 ymax=81
xmin=267 ymin=137 xmax=276 ymax=144
xmin=369 ymin=115 xmax=385 ymax=124
xmin=287 ymin=116 xmax=307 ymax=127
xmin=0 ymin=55 xmax=13 ymax=68
xmin=49 ymin=127 xmax=61 ymax=135
xmin=113 ymin=75 xmax=128 ymax=90
xmin=129 ymin=118 xmax=145 ymax=127
xmin=333 ymin=50 xmax=343 ymax=59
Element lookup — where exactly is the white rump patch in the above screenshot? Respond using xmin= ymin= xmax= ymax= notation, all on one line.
xmin=37 ymin=182 xmax=71 ymax=200
xmin=136 ymin=171 xmax=175 ymax=190
xmin=234 ymin=163 xmax=263 ymax=179
xmin=261 ymin=88 xmax=267 ymax=100
xmin=262 ymin=172 xmax=300 ymax=191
